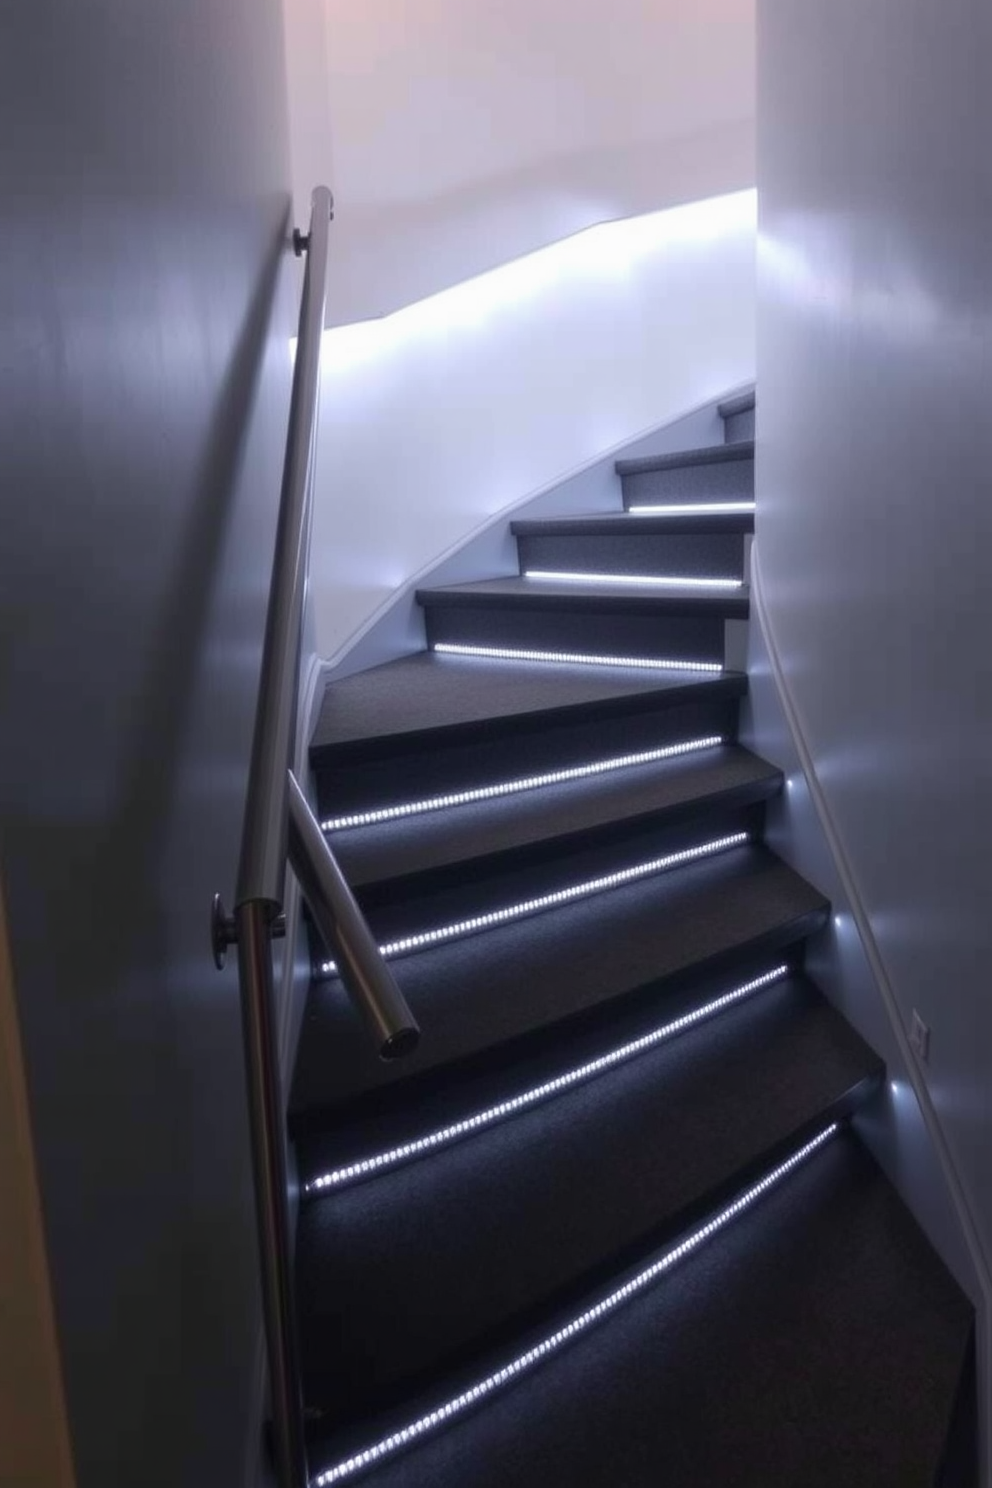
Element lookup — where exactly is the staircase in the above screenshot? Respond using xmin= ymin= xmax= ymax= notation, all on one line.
xmin=288 ymin=391 xmax=975 ymax=1487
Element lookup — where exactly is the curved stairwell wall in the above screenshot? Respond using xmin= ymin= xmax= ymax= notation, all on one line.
xmin=310 ymin=190 xmax=757 ymax=667
xmin=758 ymin=0 xmax=992 ymax=1474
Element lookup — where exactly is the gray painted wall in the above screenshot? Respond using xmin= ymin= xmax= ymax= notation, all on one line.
xmin=757 ymin=0 xmax=992 ymax=1413
xmin=0 ymin=4 xmax=297 ymax=1484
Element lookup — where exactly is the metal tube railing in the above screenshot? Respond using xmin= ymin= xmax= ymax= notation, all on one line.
xmin=235 ymin=899 xmax=309 ymax=1488
xmin=236 ymin=187 xmax=332 ymax=911
xmin=212 ymin=187 xmax=420 ymax=1488
xmin=287 ymin=771 xmax=420 ymax=1060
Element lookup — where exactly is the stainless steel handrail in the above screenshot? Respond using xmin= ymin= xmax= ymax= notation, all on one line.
xmin=287 ymin=772 xmax=420 ymax=1060
xmin=214 ymin=188 xmax=420 ymax=1488
xmin=236 ymin=187 xmax=332 ymax=911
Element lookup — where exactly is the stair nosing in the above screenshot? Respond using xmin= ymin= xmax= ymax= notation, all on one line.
xmin=289 ymin=848 xmax=832 ymax=1127
xmin=512 ymin=511 xmax=754 ymax=536
xmin=717 ymin=390 xmax=756 ymax=419
xmin=416 ymin=578 xmax=750 ymax=618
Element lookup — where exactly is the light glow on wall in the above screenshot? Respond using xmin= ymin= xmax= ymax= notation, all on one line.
xmin=311 ymin=190 xmax=757 ymax=373
xmin=310 ymin=1123 xmax=839 ymax=1485
xmin=523 ymin=570 xmax=743 ymax=590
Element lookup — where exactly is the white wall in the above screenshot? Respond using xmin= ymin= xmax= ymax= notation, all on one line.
xmin=281 ymin=0 xmax=334 ymax=226
xmin=315 ymin=0 xmax=754 ymax=321
xmin=310 ymin=191 xmax=757 ymax=663
xmin=758 ymin=0 xmax=992 ymax=1468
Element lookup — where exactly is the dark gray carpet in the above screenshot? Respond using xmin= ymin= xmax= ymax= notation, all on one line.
xmin=305 ymin=1132 xmax=971 ymax=1488
xmin=311 ymin=654 xmax=745 ymax=753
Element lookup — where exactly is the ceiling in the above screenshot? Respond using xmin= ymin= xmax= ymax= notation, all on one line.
xmin=283 ymin=0 xmax=755 ymax=319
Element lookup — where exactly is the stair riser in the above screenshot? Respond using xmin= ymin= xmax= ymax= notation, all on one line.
xmin=290 ymin=878 xmax=831 ymax=1127
xmin=322 ymin=803 xmax=766 ymax=944
xmin=314 ymin=694 xmax=740 ymax=822
xmin=723 ymin=406 xmax=755 ymax=443
xmin=621 ymin=456 xmax=753 ymax=508
xmin=329 ymin=784 xmax=780 ymax=918
xmin=515 ymin=531 xmax=745 ymax=583
xmin=423 ymin=604 xmax=728 ymax=667
xmin=297 ymin=944 xmax=814 ymax=1188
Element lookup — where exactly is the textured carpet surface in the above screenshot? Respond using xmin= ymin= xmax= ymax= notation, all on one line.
xmin=291 ymin=845 xmax=829 ymax=1118
xmin=331 ymin=745 xmax=781 ymax=888
xmin=616 ymin=440 xmax=754 ymax=475
xmin=312 ymin=655 xmax=745 ymax=752
xmin=306 ymin=1133 xmax=971 ymax=1488
xmin=297 ymin=977 xmax=881 ymax=1422
xmin=512 ymin=511 xmax=753 ymax=535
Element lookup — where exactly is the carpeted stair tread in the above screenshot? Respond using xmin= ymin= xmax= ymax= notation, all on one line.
xmin=329 ymin=745 xmax=781 ymax=890
xmin=295 ymin=977 xmax=883 ymax=1423
xmin=314 ymin=694 xmax=741 ymax=822
xmin=295 ymin=951 xmax=806 ymax=1187
xmin=304 ymin=1131 xmax=971 ymax=1488
xmin=416 ymin=575 xmax=749 ymax=618
xmin=290 ymin=844 xmax=829 ymax=1121
xmin=341 ymin=799 xmax=763 ymax=932
xmin=616 ymin=439 xmax=753 ymax=476
xmin=511 ymin=511 xmax=754 ymax=535
xmin=311 ymin=653 xmax=746 ymax=757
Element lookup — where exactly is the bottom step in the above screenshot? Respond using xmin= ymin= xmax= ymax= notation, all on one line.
xmin=307 ymin=1128 xmax=972 ymax=1488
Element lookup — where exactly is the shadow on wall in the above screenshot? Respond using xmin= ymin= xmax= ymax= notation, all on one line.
xmin=7 ymin=210 xmax=290 ymax=1020
xmin=0 ymin=194 xmax=295 ymax=1488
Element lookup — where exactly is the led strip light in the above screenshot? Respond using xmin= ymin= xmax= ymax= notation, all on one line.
xmin=321 ymin=735 xmax=723 ymax=832
xmin=320 ymin=830 xmax=748 ymax=975
xmin=310 ymin=1123 xmax=840 ymax=1486
xmin=627 ymin=500 xmax=755 ymax=516
xmin=433 ymin=642 xmax=723 ymax=673
xmin=524 ymin=569 xmax=742 ymax=590
xmin=306 ymin=966 xmax=789 ymax=1194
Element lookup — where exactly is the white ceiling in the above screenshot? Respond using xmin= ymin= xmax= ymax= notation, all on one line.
xmin=327 ymin=0 xmax=753 ymax=205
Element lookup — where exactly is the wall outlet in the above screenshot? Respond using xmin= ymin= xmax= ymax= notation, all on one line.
xmin=909 ymin=1010 xmax=930 ymax=1063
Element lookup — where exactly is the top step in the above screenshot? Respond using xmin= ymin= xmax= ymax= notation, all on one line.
xmin=717 ymin=391 xmax=756 ymax=420
xmin=719 ymin=390 xmax=756 ymax=444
